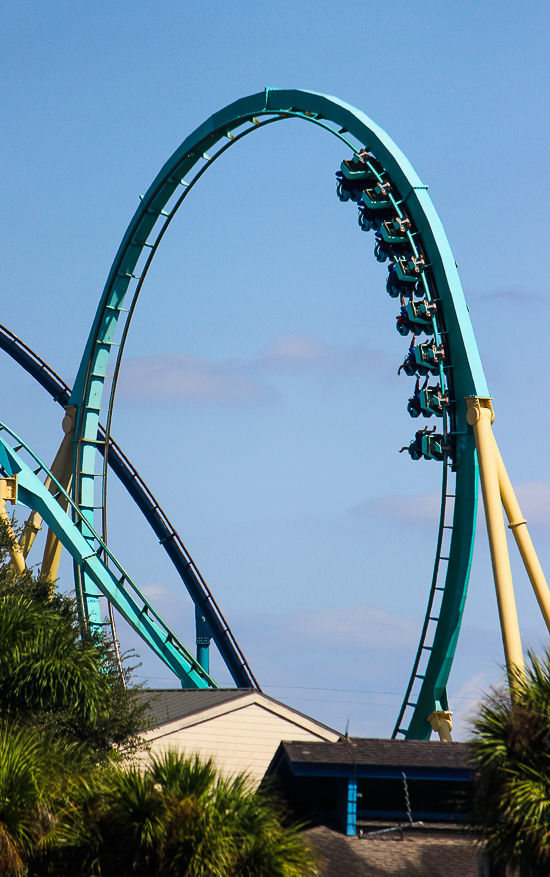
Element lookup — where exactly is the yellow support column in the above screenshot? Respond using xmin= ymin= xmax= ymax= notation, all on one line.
xmin=40 ymin=407 xmax=77 ymax=584
xmin=466 ymin=398 xmax=524 ymax=679
xmin=0 ymin=477 xmax=26 ymax=575
xmin=490 ymin=432 xmax=550 ymax=635
xmin=18 ymin=511 xmax=42 ymax=558
xmin=17 ymin=406 xmax=77 ymax=582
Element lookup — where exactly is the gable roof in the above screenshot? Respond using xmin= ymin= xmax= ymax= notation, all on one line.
xmin=136 ymin=688 xmax=341 ymax=739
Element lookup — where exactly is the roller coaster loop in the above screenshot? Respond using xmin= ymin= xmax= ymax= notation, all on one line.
xmin=3 ymin=89 xmax=549 ymax=739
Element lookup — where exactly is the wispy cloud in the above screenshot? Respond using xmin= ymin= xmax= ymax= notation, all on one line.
xmin=514 ymin=481 xmax=550 ymax=530
xmin=254 ymin=334 xmax=335 ymax=370
xmin=473 ymin=289 xmax=546 ymax=305
xmin=296 ymin=605 xmax=420 ymax=651
xmin=252 ymin=334 xmax=393 ymax=378
xmin=448 ymin=672 xmax=493 ymax=739
xmin=350 ymin=490 xmax=441 ymax=529
xmin=117 ymin=334 xmax=393 ymax=405
xmin=118 ymin=354 xmax=276 ymax=406
xmin=349 ymin=481 xmax=550 ymax=534
xmin=140 ymin=583 xmax=170 ymax=600
xmin=245 ymin=604 xmax=420 ymax=653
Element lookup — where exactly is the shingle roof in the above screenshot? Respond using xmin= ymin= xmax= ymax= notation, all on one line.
xmin=136 ymin=688 xmax=253 ymax=728
xmin=279 ymin=738 xmax=470 ymax=770
xmin=304 ymin=824 xmax=480 ymax=877
xmin=135 ymin=689 xmax=339 ymax=736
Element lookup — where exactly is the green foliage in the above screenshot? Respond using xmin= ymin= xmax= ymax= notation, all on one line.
xmin=0 ymin=518 xmax=317 ymax=875
xmin=468 ymin=648 xmax=550 ymax=876
xmin=0 ymin=592 xmax=148 ymax=759
xmin=0 ymin=726 xmax=47 ymax=876
xmin=0 ymin=516 xmax=148 ymax=763
xmin=36 ymin=751 xmax=319 ymax=877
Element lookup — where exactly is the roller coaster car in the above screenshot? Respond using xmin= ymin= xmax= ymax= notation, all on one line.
xmin=379 ymin=218 xmax=410 ymax=245
xmin=407 ymin=398 xmax=422 ymax=417
xmin=407 ymin=299 xmax=436 ymax=334
xmin=387 ymin=263 xmax=420 ymax=298
xmin=397 ymin=303 xmax=434 ymax=338
xmin=374 ymin=232 xmax=411 ymax=264
xmin=420 ymin=384 xmax=448 ymax=417
xmin=414 ymin=340 xmax=445 ymax=375
xmin=401 ymin=427 xmax=447 ymax=462
xmin=396 ymin=305 xmax=415 ymax=336
xmin=404 ymin=431 xmax=424 ymax=460
xmin=401 ymin=426 xmax=435 ymax=460
xmin=374 ymin=234 xmax=390 ymax=263
xmin=340 ymin=150 xmax=382 ymax=182
xmin=421 ymin=431 xmax=446 ymax=461
xmin=358 ymin=200 xmax=393 ymax=232
xmin=394 ymin=255 xmax=426 ymax=282
xmin=362 ymin=181 xmax=393 ymax=210
xmin=406 ymin=378 xmax=423 ymax=417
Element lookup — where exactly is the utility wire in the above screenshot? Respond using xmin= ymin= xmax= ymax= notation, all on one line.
xmin=135 ymin=676 xmax=483 ymax=702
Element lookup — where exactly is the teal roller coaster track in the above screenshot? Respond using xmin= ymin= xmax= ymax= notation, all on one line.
xmin=0 ymin=90 xmax=490 ymax=740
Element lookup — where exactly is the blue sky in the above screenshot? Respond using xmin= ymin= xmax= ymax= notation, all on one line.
xmin=1 ymin=0 xmax=550 ymax=738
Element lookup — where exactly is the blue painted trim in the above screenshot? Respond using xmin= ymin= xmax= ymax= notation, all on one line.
xmin=347 ymin=778 xmax=358 ymax=836
xmin=288 ymin=764 xmax=471 ymax=781
xmin=337 ymin=777 xmax=357 ymax=836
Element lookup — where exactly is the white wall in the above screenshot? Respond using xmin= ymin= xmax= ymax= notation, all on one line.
xmin=142 ymin=700 xmax=337 ymax=784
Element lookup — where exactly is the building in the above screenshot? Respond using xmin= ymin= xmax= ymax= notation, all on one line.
xmin=137 ymin=692 xmax=496 ymax=875
xmin=265 ymin=737 xmax=491 ymax=877
xmin=136 ymin=688 xmax=340 ymax=784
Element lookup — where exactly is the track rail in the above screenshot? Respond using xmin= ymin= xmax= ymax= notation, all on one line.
xmin=0 ymin=323 xmax=258 ymax=689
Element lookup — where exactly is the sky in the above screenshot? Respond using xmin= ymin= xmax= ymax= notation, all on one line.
xmin=1 ymin=0 xmax=550 ymax=739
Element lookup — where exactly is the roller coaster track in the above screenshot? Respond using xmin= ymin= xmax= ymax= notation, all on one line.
xmin=3 ymin=90 xmax=490 ymax=738
xmin=0 ymin=323 xmax=258 ymax=689
xmin=0 ymin=421 xmax=220 ymax=687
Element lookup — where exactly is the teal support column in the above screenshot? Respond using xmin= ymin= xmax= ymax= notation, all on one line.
xmin=195 ymin=604 xmax=212 ymax=676
xmin=196 ymin=642 xmax=210 ymax=675
xmin=338 ymin=777 xmax=357 ymax=836
xmin=82 ymin=571 xmax=103 ymax=632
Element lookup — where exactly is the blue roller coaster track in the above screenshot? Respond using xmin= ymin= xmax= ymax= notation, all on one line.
xmin=0 ymin=89 xmax=490 ymax=739
xmin=0 ymin=323 xmax=258 ymax=690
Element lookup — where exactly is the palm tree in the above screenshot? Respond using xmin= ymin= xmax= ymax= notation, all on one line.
xmin=0 ymin=512 xmax=148 ymax=763
xmin=0 ymin=590 xmax=147 ymax=762
xmin=151 ymin=752 xmax=317 ymax=877
xmin=468 ymin=647 xmax=550 ymax=877
xmin=0 ymin=522 xmax=317 ymax=875
xmin=0 ymin=725 xmax=58 ymax=876
xmin=40 ymin=751 xmax=319 ymax=877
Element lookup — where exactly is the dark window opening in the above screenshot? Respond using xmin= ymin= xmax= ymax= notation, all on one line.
xmin=357 ymin=777 xmax=469 ymax=821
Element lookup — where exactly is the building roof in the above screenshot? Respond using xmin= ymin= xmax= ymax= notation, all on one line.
xmin=136 ymin=688 xmax=251 ymax=728
xmin=136 ymin=688 xmax=340 ymax=737
xmin=279 ymin=738 xmax=470 ymax=770
xmin=266 ymin=738 xmax=472 ymax=781
xmin=304 ymin=824 xmax=481 ymax=877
